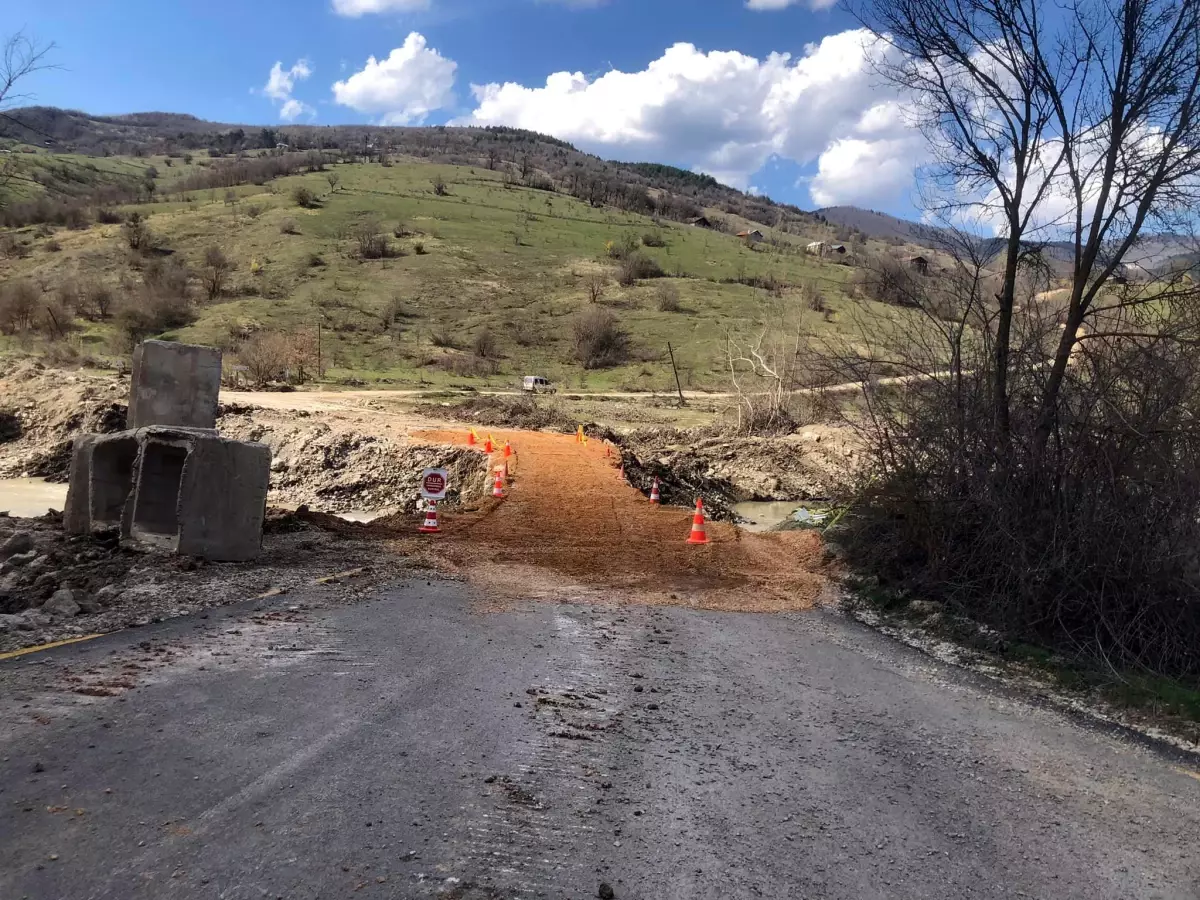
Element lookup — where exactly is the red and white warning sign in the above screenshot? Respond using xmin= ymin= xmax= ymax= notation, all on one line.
xmin=420 ymin=467 xmax=450 ymax=500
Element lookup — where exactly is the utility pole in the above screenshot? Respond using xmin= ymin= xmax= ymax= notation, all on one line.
xmin=667 ymin=342 xmax=686 ymax=406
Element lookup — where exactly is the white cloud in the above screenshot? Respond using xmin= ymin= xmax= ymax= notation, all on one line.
xmin=262 ymin=60 xmax=315 ymax=122
xmin=279 ymin=98 xmax=313 ymax=122
xmin=332 ymin=0 xmax=429 ymax=15
xmin=458 ymin=29 xmax=925 ymax=205
xmin=333 ymin=32 xmax=456 ymax=125
xmin=264 ymin=60 xmax=313 ymax=102
xmin=748 ymin=0 xmax=836 ymax=10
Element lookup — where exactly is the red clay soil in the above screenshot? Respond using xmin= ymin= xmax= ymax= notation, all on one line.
xmin=381 ymin=429 xmax=830 ymax=613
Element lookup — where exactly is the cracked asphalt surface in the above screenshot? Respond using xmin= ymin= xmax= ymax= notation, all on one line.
xmin=1 ymin=577 xmax=1198 ymax=899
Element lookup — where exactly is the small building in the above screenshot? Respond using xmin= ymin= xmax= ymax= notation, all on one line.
xmin=689 ymin=216 xmax=713 ymax=229
xmin=907 ymin=255 xmax=930 ymax=275
xmin=806 ymin=241 xmax=847 ymax=257
xmin=737 ymin=229 xmax=765 ymax=245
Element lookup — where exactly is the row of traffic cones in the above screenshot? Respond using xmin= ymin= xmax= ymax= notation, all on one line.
xmin=467 ymin=430 xmax=515 ymax=459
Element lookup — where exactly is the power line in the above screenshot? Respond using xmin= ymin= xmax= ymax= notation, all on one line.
xmin=0 ymin=110 xmax=57 ymax=144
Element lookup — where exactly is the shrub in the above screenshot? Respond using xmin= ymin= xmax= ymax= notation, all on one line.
xmin=353 ymin=222 xmax=395 ymax=260
xmin=586 ymin=273 xmax=606 ymax=304
xmin=237 ymin=331 xmax=293 ymax=385
xmin=307 ymin=252 xmax=326 ymax=268
xmin=472 ymin=328 xmax=499 ymax=359
xmin=851 ymin=256 xmax=919 ymax=308
xmin=431 ymin=175 xmax=449 ymax=196
xmin=293 ymin=186 xmax=317 ymax=208
xmin=0 ymin=280 xmax=40 ymax=334
xmin=431 ymin=328 xmax=460 ymax=350
xmin=606 ymin=233 xmax=639 ymax=260
xmin=617 ymin=252 xmax=665 ymax=286
xmin=413 ymin=240 xmax=427 ymax=255
xmin=244 ymin=203 xmax=264 ymax=220
xmin=96 ymin=208 xmax=123 ymax=225
xmin=642 ymin=231 xmax=667 ymax=248
xmin=201 ymin=246 xmax=234 ymax=301
xmin=573 ymin=307 xmax=631 ymax=369
xmin=122 ymin=212 xmax=153 ymax=251
xmin=113 ymin=292 xmax=195 ymax=349
xmin=655 ymin=283 xmax=682 ymax=312
xmin=280 ymin=218 xmax=299 ymax=235
xmin=84 ymin=281 xmax=114 ymax=319
xmin=1 ymin=235 xmax=31 ymax=259
xmin=44 ymin=239 xmax=62 ymax=253
xmin=143 ymin=257 xmax=190 ymax=299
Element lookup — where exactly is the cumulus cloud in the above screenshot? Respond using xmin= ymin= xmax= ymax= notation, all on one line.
xmin=263 ymin=60 xmax=315 ymax=122
xmin=458 ymin=29 xmax=927 ymax=205
xmin=333 ymin=33 xmax=456 ymax=125
xmin=332 ymin=0 xmax=429 ymax=15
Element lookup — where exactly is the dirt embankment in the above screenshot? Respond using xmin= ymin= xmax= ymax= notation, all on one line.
xmin=0 ymin=365 xmax=489 ymax=515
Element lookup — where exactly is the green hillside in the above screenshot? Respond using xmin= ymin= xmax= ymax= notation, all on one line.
xmin=0 ymin=151 xmax=925 ymax=391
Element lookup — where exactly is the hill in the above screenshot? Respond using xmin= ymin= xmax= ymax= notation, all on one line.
xmin=0 ymin=142 xmax=931 ymax=393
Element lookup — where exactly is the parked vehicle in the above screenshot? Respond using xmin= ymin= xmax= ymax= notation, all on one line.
xmin=522 ymin=375 xmax=555 ymax=394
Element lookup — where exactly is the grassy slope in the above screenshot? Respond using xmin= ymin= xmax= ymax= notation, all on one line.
xmin=2 ymin=154 xmax=930 ymax=391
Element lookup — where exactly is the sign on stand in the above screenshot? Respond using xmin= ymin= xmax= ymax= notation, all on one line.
xmin=420 ymin=468 xmax=450 ymax=501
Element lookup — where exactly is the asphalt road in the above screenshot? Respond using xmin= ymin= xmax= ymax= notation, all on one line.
xmin=1 ymin=578 xmax=1198 ymax=900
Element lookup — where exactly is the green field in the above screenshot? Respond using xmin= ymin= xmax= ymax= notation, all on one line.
xmin=1 ymin=153 xmax=929 ymax=391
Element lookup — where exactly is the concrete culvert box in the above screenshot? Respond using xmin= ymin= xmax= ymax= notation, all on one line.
xmin=129 ymin=340 xmax=222 ymax=430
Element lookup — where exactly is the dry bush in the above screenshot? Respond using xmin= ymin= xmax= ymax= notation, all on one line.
xmin=0 ymin=280 xmax=40 ymax=334
xmin=83 ymin=280 xmax=114 ymax=320
xmin=237 ymin=331 xmax=293 ymax=385
xmin=617 ymin=253 xmax=665 ymax=286
xmin=1 ymin=234 xmax=30 ymax=259
xmin=431 ymin=175 xmax=449 ymax=196
xmin=200 ymin=246 xmax=234 ymax=301
xmin=573 ymin=307 xmax=631 ymax=369
xmin=293 ymin=187 xmax=316 ymax=209
xmin=655 ymin=283 xmax=682 ymax=312
xmin=586 ymin=273 xmax=606 ymax=304
xmin=472 ymin=328 xmax=499 ymax=359
xmin=430 ymin=328 xmax=460 ymax=350
xmin=438 ymin=354 xmax=500 ymax=378
xmin=122 ymin=212 xmax=153 ymax=251
xmin=642 ymin=231 xmax=668 ymax=248
xmin=113 ymin=293 xmax=195 ymax=350
xmin=96 ymin=208 xmax=123 ymax=225
xmin=413 ymin=240 xmax=427 ymax=255
xmin=851 ymin=256 xmax=921 ymax=308
xmin=280 ymin=218 xmax=299 ymax=235
xmin=353 ymin=221 xmax=397 ymax=260
xmin=606 ymin=233 xmax=638 ymax=260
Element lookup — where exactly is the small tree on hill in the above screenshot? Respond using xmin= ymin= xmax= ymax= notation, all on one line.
xmin=200 ymin=246 xmax=233 ymax=302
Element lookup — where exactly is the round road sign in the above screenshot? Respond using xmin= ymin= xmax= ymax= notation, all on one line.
xmin=420 ymin=468 xmax=449 ymax=500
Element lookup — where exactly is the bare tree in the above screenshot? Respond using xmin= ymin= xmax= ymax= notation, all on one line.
xmin=724 ymin=298 xmax=814 ymax=433
xmin=0 ymin=32 xmax=55 ymax=203
xmin=586 ymin=273 xmax=606 ymax=304
xmin=200 ymin=246 xmax=234 ymax=301
xmin=855 ymin=0 xmax=1200 ymax=452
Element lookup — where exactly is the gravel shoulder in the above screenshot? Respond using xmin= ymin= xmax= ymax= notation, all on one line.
xmin=1 ymin=577 xmax=1197 ymax=900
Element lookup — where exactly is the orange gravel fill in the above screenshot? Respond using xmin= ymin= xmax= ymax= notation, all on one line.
xmin=376 ymin=429 xmax=830 ymax=613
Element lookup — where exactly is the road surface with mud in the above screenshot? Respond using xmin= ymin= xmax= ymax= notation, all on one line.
xmin=1 ymin=576 xmax=1198 ymax=900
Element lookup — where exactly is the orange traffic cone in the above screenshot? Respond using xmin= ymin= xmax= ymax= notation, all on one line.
xmin=504 ymin=441 xmax=513 ymax=458
xmin=650 ymin=477 xmax=661 ymax=504
xmin=418 ymin=501 xmax=440 ymax=534
xmin=467 ymin=430 xmax=477 ymax=447
xmin=484 ymin=435 xmax=494 ymax=453
xmin=605 ymin=444 xmax=611 ymax=459
xmin=493 ymin=471 xmax=505 ymax=498
xmin=576 ymin=425 xmax=584 ymax=444
xmin=687 ymin=498 xmax=709 ymax=545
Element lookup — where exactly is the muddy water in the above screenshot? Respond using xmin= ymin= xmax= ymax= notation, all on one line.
xmin=0 ymin=478 xmax=69 ymax=518
xmin=733 ymin=500 xmax=828 ymax=532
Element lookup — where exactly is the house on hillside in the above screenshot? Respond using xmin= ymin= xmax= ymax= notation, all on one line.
xmin=737 ymin=229 xmax=765 ymax=245
xmin=689 ymin=216 xmax=713 ymax=229
xmin=806 ymin=241 xmax=847 ymax=257
xmin=907 ymin=255 xmax=930 ymax=275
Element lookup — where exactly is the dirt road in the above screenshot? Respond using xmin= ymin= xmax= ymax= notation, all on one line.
xmin=2 ymin=579 xmax=1197 ymax=899
xmin=398 ymin=427 xmax=828 ymax=612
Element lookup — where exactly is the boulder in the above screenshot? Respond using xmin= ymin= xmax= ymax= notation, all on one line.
xmin=0 ymin=531 xmax=33 ymax=559
xmin=42 ymin=588 xmax=80 ymax=619
xmin=0 ymin=550 xmax=37 ymax=573
xmin=94 ymin=585 xmax=124 ymax=606
xmin=76 ymin=593 xmax=100 ymax=615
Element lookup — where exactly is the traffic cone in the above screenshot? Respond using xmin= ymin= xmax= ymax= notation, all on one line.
xmin=687 ymin=498 xmax=709 ymax=545
xmin=484 ymin=435 xmax=494 ymax=453
xmin=576 ymin=424 xmax=584 ymax=444
xmin=467 ymin=430 xmax=477 ymax=447
xmin=504 ymin=441 xmax=513 ymax=458
xmin=418 ymin=501 xmax=440 ymax=534
xmin=605 ymin=444 xmax=611 ymax=459
xmin=493 ymin=471 xmax=505 ymax=498
xmin=650 ymin=478 xmax=661 ymax=504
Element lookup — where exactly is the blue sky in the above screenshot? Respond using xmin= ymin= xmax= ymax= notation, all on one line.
xmin=6 ymin=0 xmax=926 ymax=214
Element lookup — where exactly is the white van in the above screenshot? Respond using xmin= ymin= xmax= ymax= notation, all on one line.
xmin=522 ymin=375 xmax=555 ymax=394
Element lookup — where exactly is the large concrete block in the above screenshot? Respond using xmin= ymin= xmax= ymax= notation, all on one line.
xmin=129 ymin=340 xmax=222 ymax=430
xmin=63 ymin=427 xmax=271 ymax=562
